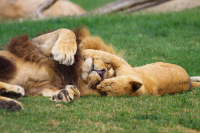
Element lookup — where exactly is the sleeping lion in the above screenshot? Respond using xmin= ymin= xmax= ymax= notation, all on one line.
xmin=0 ymin=27 xmax=116 ymax=111
xmin=84 ymin=49 xmax=200 ymax=96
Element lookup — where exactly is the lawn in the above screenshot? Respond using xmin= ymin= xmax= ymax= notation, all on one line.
xmin=71 ymin=0 xmax=116 ymax=11
xmin=0 ymin=5 xmax=200 ymax=133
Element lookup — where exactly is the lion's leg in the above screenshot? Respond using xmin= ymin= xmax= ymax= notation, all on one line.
xmin=23 ymin=78 xmax=80 ymax=102
xmin=0 ymin=96 xmax=23 ymax=111
xmin=84 ymin=49 xmax=131 ymax=69
xmin=37 ymin=88 xmax=61 ymax=97
xmin=25 ymin=86 xmax=62 ymax=97
xmin=51 ymin=85 xmax=80 ymax=102
xmin=24 ymin=79 xmax=62 ymax=96
xmin=32 ymin=29 xmax=77 ymax=66
xmin=0 ymin=81 xmax=25 ymax=98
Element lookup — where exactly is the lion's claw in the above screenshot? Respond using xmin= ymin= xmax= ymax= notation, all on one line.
xmin=51 ymin=85 xmax=80 ymax=102
xmin=51 ymin=35 xmax=77 ymax=66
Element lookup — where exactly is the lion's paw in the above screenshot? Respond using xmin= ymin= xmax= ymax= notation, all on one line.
xmin=0 ymin=85 xmax=25 ymax=98
xmin=51 ymin=39 xmax=77 ymax=66
xmin=88 ymin=71 xmax=101 ymax=83
xmin=0 ymin=98 xmax=23 ymax=111
xmin=51 ymin=85 xmax=80 ymax=102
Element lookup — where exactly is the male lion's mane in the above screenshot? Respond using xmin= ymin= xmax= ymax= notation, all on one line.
xmin=6 ymin=34 xmax=83 ymax=90
xmin=0 ymin=56 xmax=17 ymax=82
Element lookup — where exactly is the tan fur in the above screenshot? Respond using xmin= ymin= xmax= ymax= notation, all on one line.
xmin=73 ymin=27 xmax=116 ymax=55
xmin=31 ymin=28 xmax=78 ymax=66
xmin=80 ymin=36 xmax=116 ymax=55
xmin=84 ymin=49 xmax=200 ymax=96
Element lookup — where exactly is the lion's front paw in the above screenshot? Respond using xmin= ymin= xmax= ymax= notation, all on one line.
xmin=51 ymin=39 xmax=77 ymax=66
xmin=88 ymin=71 xmax=101 ymax=83
xmin=96 ymin=79 xmax=117 ymax=96
xmin=0 ymin=85 xmax=25 ymax=98
xmin=96 ymin=79 xmax=112 ymax=90
xmin=0 ymin=97 xmax=23 ymax=111
xmin=51 ymin=85 xmax=80 ymax=102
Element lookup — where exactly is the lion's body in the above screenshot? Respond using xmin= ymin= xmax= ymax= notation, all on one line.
xmin=0 ymin=51 xmax=50 ymax=86
xmin=85 ymin=50 xmax=200 ymax=96
xmin=0 ymin=50 xmax=62 ymax=96
xmin=0 ymin=28 xmax=115 ymax=110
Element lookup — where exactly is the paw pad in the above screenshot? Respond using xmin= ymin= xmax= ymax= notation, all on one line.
xmin=51 ymin=89 xmax=73 ymax=102
xmin=0 ymin=100 xmax=22 ymax=111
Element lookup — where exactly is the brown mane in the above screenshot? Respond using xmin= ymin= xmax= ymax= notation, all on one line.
xmin=53 ymin=43 xmax=83 ymax=88
xmin=6 ymin=35 xmax=53 ymax=65
xmin=0 ymin=56 xmax=17 ymax=82
xmin=6 ymin=35 xmax=83 ymax=89
xmin=73 ymin=27 xmax=90 ymax=45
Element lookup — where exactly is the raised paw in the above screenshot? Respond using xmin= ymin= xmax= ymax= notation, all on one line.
xmin=52 ymin=51 xmax=76 ymax=66
xmin=0 ymin=85 xmax=25 ymax=98
xmin=0 ymin=97 xmax=23 ymax=111
xmin=51 ymin=30 xmax=77 ymax=66
xmin=87 ymin=71 xmax=101 ymax=86
xmin=51 ymin=85 xmax=80 ymax=102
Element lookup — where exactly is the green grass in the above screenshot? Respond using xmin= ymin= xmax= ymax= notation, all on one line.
xmin=71 ymin=0 xmax=116 ymax=11
xmin=0 ymin=7 xmax=200 ymax=132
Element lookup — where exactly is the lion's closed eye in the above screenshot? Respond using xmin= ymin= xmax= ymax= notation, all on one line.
xmin=108 ymin=82 xmax=113 ymax=87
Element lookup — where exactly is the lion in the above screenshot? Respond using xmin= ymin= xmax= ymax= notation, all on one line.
xmin=3 ymin=27 xmax=199 ymax=111
xmin=84 ymin=49 xmax=200 ymax=96
xmin=0 ymin=27 xmax=116 ymax=111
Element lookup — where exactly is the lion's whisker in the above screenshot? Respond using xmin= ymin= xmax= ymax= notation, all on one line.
xmin=86 ymin=79 xmax=94 ymax=89
xmin=82 ymin=78 xmax=95 ymax=94
xmin=84 ymin=79 xmax=94 ymax=92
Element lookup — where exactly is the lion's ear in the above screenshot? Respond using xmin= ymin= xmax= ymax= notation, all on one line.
xmin=128 ymin=76 xmax=143 ymax=91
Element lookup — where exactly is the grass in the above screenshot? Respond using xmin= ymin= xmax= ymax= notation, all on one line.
xmin=71 ymin=0 xmax=116 ymax=11
xmin=0 ymin=6 xmax=200 ymax=132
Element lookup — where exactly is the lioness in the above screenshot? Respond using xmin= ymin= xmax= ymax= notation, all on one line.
xmin=0 ymin=27 xmax=115 ymax=111
xmin=84 ymin=49 xmax=200 ymax=96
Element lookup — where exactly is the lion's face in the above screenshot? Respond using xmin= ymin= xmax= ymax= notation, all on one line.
xmin=92 ymin=59 xmax=108 ymax=80
xmin=96 ymin=76 xmax=143 ymax=96
xmin=92 ymin=59 xmax=116 ymax=81
xmin=81 ymin=57 xmax=115 ymax=90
